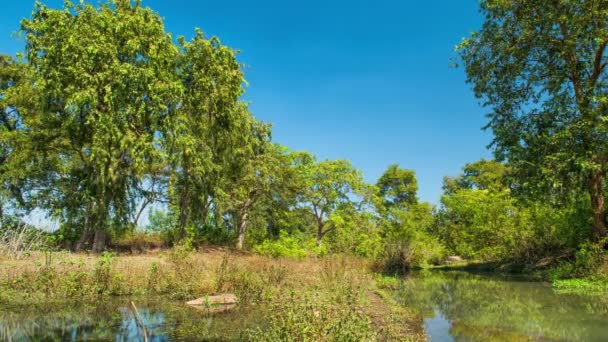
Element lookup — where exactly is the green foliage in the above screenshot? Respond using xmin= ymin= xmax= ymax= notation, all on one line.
xmin=14 ymin=0 xmax=182 ymax=250
xmin=437 ymin=159 xmax=595 ymax=264
xmin=374 ymin=274 xmax=401 ymax=290
xmin=244 ymin=291 xmax=375 ymax=341
xmin=458 ymin=0 xmax=608 ymax=242
xmin=255 ymin=230 xmax=321 ymax=258
xmin=442 ymin=159 xmax=508 ymax=195
xmin=376 ymin=164 xmax=418 ymax=210
xmin=146 ymin=209 xmax=179 ymax=245
xmin=552 ymin=278 xmax=608 ymax=295
xmin=439 ymin=187 xmax=524 ymax=260
xmin=92 ymin=252 xmax=116 ymax=295
xmin=295 ymin=156 xmax=365 ymax=248
xmin=353 ymin=231 xmax=383 ymax=258
xmin=550 ymin=240 xmax=607 ymax=280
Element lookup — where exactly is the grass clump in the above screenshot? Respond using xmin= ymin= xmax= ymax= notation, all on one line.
xmin=552 ymin=278 xmax=608 ymax=295
xmin=244 ymin=291 xmax=376 ymax=341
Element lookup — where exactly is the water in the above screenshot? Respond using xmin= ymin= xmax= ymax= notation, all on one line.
xmin=0 ymin=299 xmax=266 ymax=341
xmin=396 ymin=271 xmax=608 ymax=341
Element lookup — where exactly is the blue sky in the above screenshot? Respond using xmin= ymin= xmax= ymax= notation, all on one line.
xmin=1 ymin=0 xmax=492 ymax=205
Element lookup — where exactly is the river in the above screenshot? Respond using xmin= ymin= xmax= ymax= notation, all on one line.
xmin=397 ymin=271 xmax=608 ymax=341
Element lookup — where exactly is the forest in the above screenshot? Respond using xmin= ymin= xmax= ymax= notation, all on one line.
xmin=1 ymin=0 xmax=608 ymax=341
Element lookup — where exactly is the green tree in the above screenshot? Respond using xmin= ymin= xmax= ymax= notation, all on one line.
xmin=166 ymin=29 xmax=245 ymax=239
xmin=296 ymin=157 xmax=364 ymax=247
xmin=18 ymin=0 xmax=181 ymax=251
xmin=243 ymin=149 xmax=316 ymax=248
xmin=442 ymin=159 xmax=509 ymax=195
xmin=376 ymin=164 xmax=418 ymax=211
xmin=0 ymin=55 xmax=34 ymax=222
xmin=439 ymin=186 xmax=525 ymax=260
xmin=374 ymin=166 xmax=444 ymax=266
xmin=216 ymin=115 xmax=276 ymax=250
xmin=458 ymin=0 xmax=608 ymax=242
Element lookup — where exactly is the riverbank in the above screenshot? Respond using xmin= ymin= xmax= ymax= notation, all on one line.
xmin=0 ymin=249 xmax=425 ymax=341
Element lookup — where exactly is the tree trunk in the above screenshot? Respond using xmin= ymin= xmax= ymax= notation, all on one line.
xmin=178 ymin=177 xmax=190 ymax=240
xmin=75 ymin=229 xmax=93 ymax=251
xmin=236 ymin=198 xmax=255 ymax=250
xmin=236 ymin=210 xmax=248 ymax=250
xmin=92 ymin=229 xmax=107 ymax=253
xmin=133 ymin=198 xmax=152 ymax=228
xmin=588 ymin=171 xmax=607 ymax=243
xmin=215 ymin=202 xmax=224 ymax=228
xmin=316 ymin=222 xmax=324 ymax=248
xmin=75 ymin=203 xmax=94 ymax=251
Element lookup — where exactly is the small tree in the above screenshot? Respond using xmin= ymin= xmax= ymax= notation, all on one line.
xmin=296 ymin=157 xmax=363 ymax=247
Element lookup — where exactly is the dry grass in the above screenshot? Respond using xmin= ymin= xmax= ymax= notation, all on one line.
xmin=0 ymin=226 xmax=47 ymax=260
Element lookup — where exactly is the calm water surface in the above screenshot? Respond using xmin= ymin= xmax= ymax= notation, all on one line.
xmin=397 ymin=271 xmax=608 ymax=341
xmin=0 ymin=299 xmax=266 ymax=341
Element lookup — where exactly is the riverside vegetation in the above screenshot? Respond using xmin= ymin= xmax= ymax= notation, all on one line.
xmin=2 ymin=0 xmax=608 ymax=340
xmin=0 ymin=249 xmax=424 ymax=341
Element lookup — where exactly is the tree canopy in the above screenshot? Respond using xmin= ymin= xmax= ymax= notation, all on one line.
xmin=458 ymin=0 xmax=608 ymax=242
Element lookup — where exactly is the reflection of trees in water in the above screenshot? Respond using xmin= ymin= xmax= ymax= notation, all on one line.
xmin=395 ymin=271 xmax=608 ymax=341
xmin=0 ymin=299 xmax=266 ymax=341
xmin=0 ymin=305 xmax=117 ymax=341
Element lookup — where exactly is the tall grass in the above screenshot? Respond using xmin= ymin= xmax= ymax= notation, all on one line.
xmin=0 ymin=225 xmax=48 ymax=260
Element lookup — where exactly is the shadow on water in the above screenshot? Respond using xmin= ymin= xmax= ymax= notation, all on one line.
xmin=395 ymin=271 xmax=608 ymax=341
xmin=0 ymin=298 xmax=267 ymax=341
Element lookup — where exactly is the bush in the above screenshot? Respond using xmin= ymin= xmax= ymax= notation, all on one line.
xmin=552 ymin=278 xmax=608 ymax=295
xmin=550 ymin=240 xmax=606 ymax=280
xmin=375 ymin=242 xmax=411 ymax=276
xmin=114 ymin=231 xmax=165 ymax=253
xmin=243 ymin=292 xmax=375 ymax=341
xmin=255 ymin=231 xmax=316 ymax=258
xmin=353 ymin=232 xmax=383 ymax=258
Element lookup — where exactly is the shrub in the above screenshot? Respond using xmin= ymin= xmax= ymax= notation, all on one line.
xmin=374 ymin=274 xmax=401 ymax=290
xmin=375 ymin=242 xmax=411 ymax=276
xmin=552 ymin=278 xmax=608 ymax=295
xmin=353 ymin=232 xmax=383 ymax=258
xmin=243 ymin=292 xmax=376 ymax=341
xmin=114 ymin=231 xmax=164 ymax=253
xmin=255 ymin=231 xmax=309 ymax=258
xmin=550 ymin=240 xmax=606 ymax=280
xmin=92 ymin=252 xmax=116 ymax=295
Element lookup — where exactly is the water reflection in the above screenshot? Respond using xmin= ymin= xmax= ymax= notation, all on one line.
xmin=397 ymin=271 xmax=608 ymax=341
xmin=0 ymin=299 xmax=265 ymax=341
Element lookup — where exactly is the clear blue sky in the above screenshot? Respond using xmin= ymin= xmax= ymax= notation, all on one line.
xmin=0 ymin=0 xmax=492 ymax=205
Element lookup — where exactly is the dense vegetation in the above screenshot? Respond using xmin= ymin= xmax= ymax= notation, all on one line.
xmin=1 ymin=0 xmax=607 ymax=283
